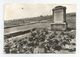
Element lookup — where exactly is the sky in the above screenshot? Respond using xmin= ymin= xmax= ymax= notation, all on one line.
xmin=4 ymin=4 xmax=76 ymax=20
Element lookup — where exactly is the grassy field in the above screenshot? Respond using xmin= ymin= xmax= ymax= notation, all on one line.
xmin=4 ymin=12 xmax=76 ymax=29
xmin=4 ymin=13 xmax=76 ymax=35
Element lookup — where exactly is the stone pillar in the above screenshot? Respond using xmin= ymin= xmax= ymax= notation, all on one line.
xmin=51 ymin=6 xmax=67 ymax=31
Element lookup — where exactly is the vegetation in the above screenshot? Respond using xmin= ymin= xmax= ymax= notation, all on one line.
xmin=4 ymin=28 xmax=76 ymax=54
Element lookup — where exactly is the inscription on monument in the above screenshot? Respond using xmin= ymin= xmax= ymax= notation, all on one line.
xmin=54 ymin=10 xmax=63 ymax=23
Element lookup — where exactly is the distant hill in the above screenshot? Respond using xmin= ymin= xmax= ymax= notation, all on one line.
xmin=66 ymin=13 xmax=76 ymax=30
xmin=4 ymin=12 xmax=76 ymax=29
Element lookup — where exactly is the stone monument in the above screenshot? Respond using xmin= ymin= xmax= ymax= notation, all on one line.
xmin=51 ymin=6 xmax=67 ymax=31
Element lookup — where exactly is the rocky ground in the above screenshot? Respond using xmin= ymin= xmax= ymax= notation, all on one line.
xmin=4 ymin=28 xmax=76 ymax=54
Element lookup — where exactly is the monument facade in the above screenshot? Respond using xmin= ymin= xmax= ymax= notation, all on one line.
xmin=51 ymin=6 xmax=67 ymax=31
